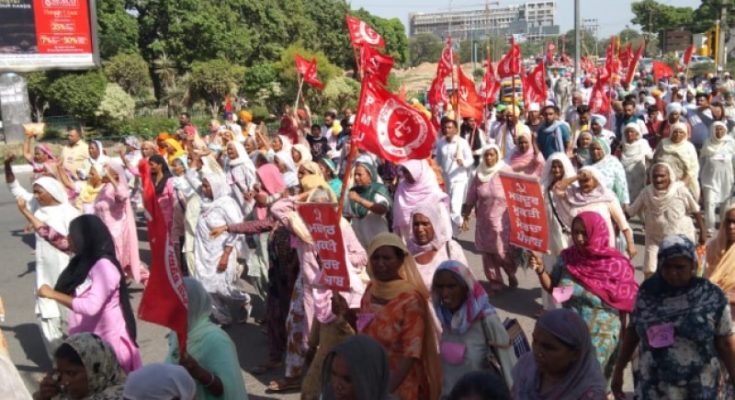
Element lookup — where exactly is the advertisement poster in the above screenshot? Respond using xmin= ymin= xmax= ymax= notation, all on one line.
xmin=0 ymin=0 xmax=98 ymax=71
xmin=499 ymin=171 xmax=549 ymax=253
xmin=297 ymin=202 xmax=350 ymax=291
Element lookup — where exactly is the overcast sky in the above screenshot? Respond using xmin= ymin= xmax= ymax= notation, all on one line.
xmin=351 ymin=0 xmax=703 ymax=38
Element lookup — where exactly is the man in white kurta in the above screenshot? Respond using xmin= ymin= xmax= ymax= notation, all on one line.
xmin=434 ymin=119 xmax=474 ymax=236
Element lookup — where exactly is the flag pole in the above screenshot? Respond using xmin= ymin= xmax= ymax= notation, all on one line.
xmin=294 ymin=75 xmax=305 ymax=111
xmin=338 ymin=46 xmax=365 ymax=218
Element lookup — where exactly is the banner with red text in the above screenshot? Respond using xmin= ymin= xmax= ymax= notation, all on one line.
xmin=499 ymin=172 xmax=549 ymax=253
xmin=297 ymin=203 xmax=350 ymax=291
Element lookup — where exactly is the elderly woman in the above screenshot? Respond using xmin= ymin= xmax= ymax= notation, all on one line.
xmin=7 ymin=159 xmax=80 ymax=357
xmin=612 ymin=235 xmax=735 ymax=399
xmin=653 ymin=121 xmax=700 ymax=202
xmin=432 ymin=260 xmax=516 ymax=395
xmin=627 ymin=163 xmax=705 ymax=278
xmin=194 ymin=173 xmax=249 ymax=325
xmin=554 ymin=167 xmax=636 ymax=259
xmin=589 ymin=114 xmax=616 ymax=147
xmin=574 ymin=130 xmax=594 ymax=168
xmin=588 ymin=138 xmax=630 ymax=206
xmin=540 ymin=153 xmax=577 ymax=310
xmin=620 ymin=122 xmax=653 ymax=203
xmin=292 ymin=143 xmax=313 ymax=167
xmin=410 ymin=203 xmax=467 ymax=288
xmin=359 ymin=233 xmax=442 ymax=400
xmin=511 ymin=309 xmax=606 ymax=399
xmin=34 ymin=333 xmax=127 ymax=400
xmin=225 ymin=140 xmax=256 ymax=212
xmin=393 ymin=159 xmax=449 ymax=241
xmin=656 ymin=102 xmax=691 ymax=146
xmin=462 ymin=145 xmax=517 ymax=292
xmin=23 ymin=133 xmax=56 ymax=180
xmin=87 ymin=140 xmax=109 ymax=169
xmin=530 ymin=211 xmax=639 ymax=381
xmin=318 ymin=157 xmax=342 ymax=197
xmin=164 ymin=138 xmax=187 ymax=165
xmin=320 ymin=335 xmax=390 ymax=400
xmin=509 ymin=131 xmax=544 ymax=177
xmin=167 ymin=278 xmax=248 ymax=400
xmin=123 ymin=363 xmax=196 ymax=400
xmin=344 ymin=162 xmax=391 ymax=250
xmin=274 ymin=152 xmax=300 ymax=191
xmin=700 ymin=121 xmax=735 ymax=234
xmin=34 ymin=215 xmax=142 ymax=373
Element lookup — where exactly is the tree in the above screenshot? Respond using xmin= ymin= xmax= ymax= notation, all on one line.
xmin=97 ymin=0 xmax=139 ymax=59
xmin=189 ymin=59 xmax=246 ymax=117
xmin=563 ymin=29 xmax=598 ymax=58
xmin=26 ymin=72 xmax=51 ymax=121
xmin=322 ymin=76 xmax=360 ymax=111
xmin=409 ymin=32 xmax=443 ymax=66
xmin=46 ymin=71 xmax=107 ymax=123
xmin=631 ymin=0 xmax=695 ymax=50
xmin=277 ymin=43 xmax=342 ymax=108
xmin=96 ymin=83 xmax=136 ymax=124
xmin=104 ymin=52 xmax=153 ymax=96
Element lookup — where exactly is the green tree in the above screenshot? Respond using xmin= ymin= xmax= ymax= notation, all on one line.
xmin=95 ymin=83 xmax=136 ymax=124
xmin=104 ymin=52 xmax=153 ymax=96
xmin=277 ymin=43 xmax=342 ymax=108
xmin=189 ymin=59 xmax=246 ymax=117
xmin=26 ymin=72 xmax=51 ymax=121
xmin=564 ymin=29 xmax=598 ymax=58
xmin=46 ymin=71 xmax=107 ymax=123
xmin=97 ymin=0 xmax=139 ymax=59
xmin=322 ymin=76 xmax=360 ymax=111
xmin=409 ymin=32 xmax=443 ymax=66
xmin=631 ymin=0 xmax=695 ymax=50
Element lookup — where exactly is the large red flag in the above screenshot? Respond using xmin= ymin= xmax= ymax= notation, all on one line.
xmin=526 ymin=62 xmax=548 ymax=104
xmin=455 ymin=66 xmax=484 ymax=121
xmin=682 ymin=44 xmax=695 ymax=67
xmin=437 ymin=38 xmax=454 ymax=78
xmin=497 ymin=38 xmax=521 ymax=78
xmin=605 ymin=38 xmax=620 ymax=77
xmin=294 ymin=54 xmax=325 ymax=90
xmin=619 ymin=43 xmax=633 ymax=69
xmin=137 ymin=160 xmax=188 ymax=356
xmin=360 ymin=45 xmax=394 ymax=85
xmin=623 ymin=41 xmax=645 ymax=85
xmin=346 ymin=15 xmax=385 ymax=48
xmin=546 ymin=42 xmax=556 ymax=64
xmin=588 ymin=71 xmax=610 ymax=115
xmin=652 ymin=61 xmax=674 ymax=81
xmin=353 ymin=77 xmax=436 ymax=162
xmin=480 ymin=59 xmax=500 ymax=104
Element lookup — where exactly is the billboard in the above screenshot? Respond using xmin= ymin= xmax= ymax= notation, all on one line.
xmin=0 ymin=0 xmax=99 ymax=72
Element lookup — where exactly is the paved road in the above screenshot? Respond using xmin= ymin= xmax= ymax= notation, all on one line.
xmin=1 ymin=172 xmax=640 ymax=398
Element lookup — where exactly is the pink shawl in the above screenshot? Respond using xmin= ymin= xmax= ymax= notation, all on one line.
xmin=560 ymin=211 xmax=638 ymax=312
xmin=255 ymin=164 xmax=286 ymax=220
xmin=393 ymin=159 xmax=448 ymax=232
xmin=509 ymin=145 xmax=544 ymax=177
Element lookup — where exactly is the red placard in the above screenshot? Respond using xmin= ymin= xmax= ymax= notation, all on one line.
xmin=499 ymin=172 xmax=549 ymax=253
xmin=33 ymin=0 xmax=92 ymax=54
xmin=297 ymin=203 xmax=350 ymax=291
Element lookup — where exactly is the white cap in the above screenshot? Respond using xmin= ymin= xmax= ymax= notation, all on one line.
xmin=528 ymin=102 xmax=540 ymax=112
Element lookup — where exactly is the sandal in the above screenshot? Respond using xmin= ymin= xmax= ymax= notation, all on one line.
xmin=266 ymin=378 xmax=301 ymax=393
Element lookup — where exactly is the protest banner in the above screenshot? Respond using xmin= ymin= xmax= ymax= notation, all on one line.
xmin=499 ymin=171 xmax=549 ymax=253
xmin=297 ymin=202 xmax=350 ymax=291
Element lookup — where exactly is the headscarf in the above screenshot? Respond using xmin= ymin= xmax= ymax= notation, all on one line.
xmin=408 ymin=203 xmax=452 ymax=255
xmin=320 ymin=158 xmax=343 ymax=196
xmin=365 ymin=233 xmax=441 ymax=400
xmin=124 ymin=136 xmax=141 ymax=150
xmin=511 ymin=309 xmax=605 ymax=400
xmin=148 ymin=154 xmax=172 ymax=196
xmin=394 ymin=159 xmax=448 ymax=232
xmin=559 ymin=166 xmax=615 ymax=222
xmin=292 ymin=143 xmax=313 ymax=165
xmin=226 ymin=140 xmax=250 ymax=167
xmin=706 ymin=201 xmax=735 ymax=285
xmin=200 ymin=173 xmax=233 ymax=213
xmin=35 ymin=143 xmax=55 ymax=160
xmin=34 ymin=176 xmax=69 ymax=204
xmin=700 ymin=121 xmax=735 ymax=158
xmin=90 ymin=140 xmax=108 ymax=163
xmin=621 ymin=122 xmax=653 ymax=168
xmin=576 ymin=131 xmax=593 ymax=165
xmin=560 ymin=212 xmax=639 ymax=312
xmin=54 ymin=215 xmax=138 ymax=344
xmin=644 ymin=235 xmax=699 ymax=296
xmin=540 ymin=152 xmax=576 ymax=190
xmin=122 ymin=363 xmax=196 ymax=400
xmin=164 ymin=138 xmax=187 ymax=165
xmin=255 ymin=164 xmax=286 ymax=220
xmin=639 ymin=162 xmax=686 ymax=217
xmin=431 ymin=260 xmax=495 ymax=335
xmin=300 ymin=160 xmax=323 ymax=178
xmin=61 ymin=333 xmax=126 ymax=400
xmin=274 ymin=152 xmax=299 ymax=188
xmin=348 ymin=162 xmax=391 ymax=218
xmin=509 ymin=130 xmax=543 ymax=176
xmin=475 ymin=145 xmax=506 ymax=183
xmin=321 ymin=335 xmax=390 ymax=400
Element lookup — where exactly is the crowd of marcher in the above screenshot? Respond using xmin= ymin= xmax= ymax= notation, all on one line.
xmin=3 ymin=69 xmax=735 ymax=400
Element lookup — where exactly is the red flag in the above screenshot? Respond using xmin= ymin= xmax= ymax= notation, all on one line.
xmin=437 ymin=37 xmax=454 ymax=78
xmin=652 ymin=61 xmax=674 ymax=82
xmin=682 ymin=44 xmax=695 ymax=66
xmin=497 ymin=38 xmax=521 ymax=78
xmin=137 ymin=160 xmax=188 ymax=356
xmin=546 ymin=42 xmax=556 ymax=64
xmin=624 ymin=41 xmax=645 ymax=85
xmin=455 ymin=66 xmax=484 ymax=121
xmin=580 ymin=56 xmax=595 ymax=74
xmin=480 ymin=59 xmax=500 ymax=104
xmin=360 ymin=45 xmax=394 ymax=85
xmin=526 ymin=62 xmax=548 ymax=103
xmin=605 ymin=38 xmax=620 ymax=76
xmin=619 ymin=43 xmax=633 ymax=69
xmin=588 ymin=71 xmax=610 ymax=115
xmin=294 ymin=54 xmax=325 ymax=90
xmin=353 ymin=76 xmax=437 ymax=162
xmin=346 ymin=15 xmax=385 ymax=48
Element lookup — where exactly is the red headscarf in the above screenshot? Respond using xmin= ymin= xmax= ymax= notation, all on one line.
xmin=255 ymin=164 xmax=286 ymax=220
xmin=560 ymin=211 xmax=639 ymax=312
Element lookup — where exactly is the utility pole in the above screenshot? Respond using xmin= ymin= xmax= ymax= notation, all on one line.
xmin=574 ymin=0 xmax=580 ymax=91
xmin=720 ymin=4 xmax=728 ymax=73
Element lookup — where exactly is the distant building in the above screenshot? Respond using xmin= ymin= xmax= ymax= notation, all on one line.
xmin=409 ymin=1 xmax=559 ymax=42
